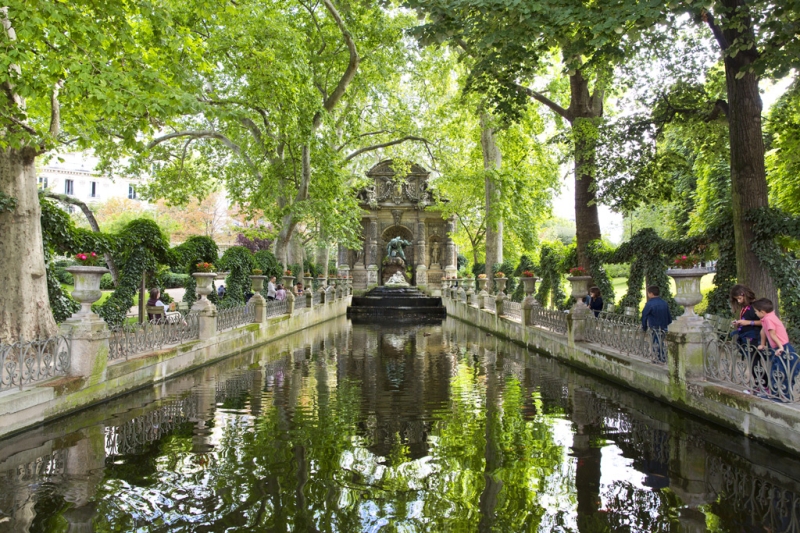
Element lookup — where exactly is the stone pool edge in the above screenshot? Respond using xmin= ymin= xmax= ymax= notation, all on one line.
xmin=445 ymin=299 xmax=800 ymax=456
xmin=0 ymin=298 xmax=350 ymax=439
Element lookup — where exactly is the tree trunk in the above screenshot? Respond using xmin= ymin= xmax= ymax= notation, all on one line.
xmin=480 ymin=111 xmax=503 ymax=273
xmin=315 ymin=236 xmax=330 ymax=276
xmin=568 ymin=72 xmax=603 ymax=268
xmin=719 ymin=0 xmax=778 ymax=305
xmin=0 ymin=148 xmax=58 ymax=343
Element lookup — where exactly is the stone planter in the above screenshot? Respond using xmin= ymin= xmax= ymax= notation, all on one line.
xmin=282 ymin=275 xmax=295 ymax=291
xmin=317 ymin=277 xmax=327 ymax=288
xmin=442 ymin=278 xmax=451 ymax=290
xmin=476 ymin=278 xmax=487 ymax=292
xmin=667 ymin=267 xmax=706 ymax=318
xmin=65 ymin=266 xmax=109 ymax=319
xmin=304 ymin=276 xmax=314 ymax=292
xmin=624 ymin=306 xmax=636 ymax=317
xmin=521 ymin=276 xmax=538 ymax=296
xmin=250 ymin=275 xmax=266 ymax=293
xmin=193 ymin=272 xmax=217 ymax=299
xmin=567 ymin=276 xmax=592 ymax=307
xmin=494 ymin=277 xmax=507 ymax=295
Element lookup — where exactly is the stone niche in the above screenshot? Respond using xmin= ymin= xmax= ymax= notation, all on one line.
xmin=341 ymin=159 xmax=457 ymax=293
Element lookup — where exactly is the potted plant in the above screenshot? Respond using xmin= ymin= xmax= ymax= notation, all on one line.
xmin=65 ymin=252 xmax=109 ymax=319
xmin=283 ymin=269 xmax=295 ymax=289
xmin=193 ymin=262 xmax=217 ymax=300
xmin=667 ymin=254 xmax=705 ymax=318
xmin=476 ymin=273 xmax=488 ymax=292
xmin=521 ymin=270 xmax=539 ymax=296
xmin=566 ymin=267 xmax=592 ymax=307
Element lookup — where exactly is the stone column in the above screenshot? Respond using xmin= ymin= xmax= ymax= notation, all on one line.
xmin=60 ymin=313 xmax=109 ymax=385
xmin=668 ymin=314 xmax=711 ymax=392
xmin=444 ymin=217 xmax=457 ymax=279
xmin=62 ymin=426 xmax=106 ymax=530
xmin=191 ymin=293 xmax=217 ymax=341
xmin=306 ymin=289 xmax=314 ymax=310
xmin=286 ymin=290 xmax=295 ymax=315
xmin=367 ymin=218 xmax=379 ymax=287
xmin=495 ymin=292 xmax=505 ymax=317
xmin=337 ymin=243 xmax=351 ymax=279
xmin=568 ymin=306 xmax=591 ymax=344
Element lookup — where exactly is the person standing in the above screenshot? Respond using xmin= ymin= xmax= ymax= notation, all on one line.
xmin=275 ymin=284 xmax=287 ymax=301
xmin=267 ymin=276 xmax=277 ymax=301
xmin=588 ymin=287 xmax=604 ymax=317
xmin=641 ymin=286 xmax=672 ymax=362
xmin=753 ymin=298 xmax=799 ymax=400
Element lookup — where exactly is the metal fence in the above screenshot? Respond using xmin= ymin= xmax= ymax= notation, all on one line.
xmin=104 ymin=395 xmax=198 ymax=456
xmin=595 ymin=311 xmax=638 ymax=325
xmin=313 ymin=291 xmax=323 ymax=305
xmin=528 ymin=306 xmax=568 ymax=335
xmin=266 ymin=298 xmax=288 ymax=318
xmin=217 ymin=304 xmax=255 ymax=331
xmin=109 ymin=313 xmax=199 ymax=361
xmin=585 ymin=316 xmax=668 ymax=364
xmin=704 ymin=335 xmax=800 ymax=402
xmin=504 ymin=301 xmax=522 ymax=322
xmin=0 ymin=335 xmax=71 ymax=391
xmin=295 ymin=293 xmax=307 ymax=309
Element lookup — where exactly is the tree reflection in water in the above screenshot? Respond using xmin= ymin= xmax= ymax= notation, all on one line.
xmin=2 ymin=319 xmax=800 ymax=532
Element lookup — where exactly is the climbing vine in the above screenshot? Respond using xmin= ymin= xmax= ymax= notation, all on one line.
xmin=172 ymin=236 xmax=219 ymax=305
xmin=0 ymin=191 xmax=18 ymax=213
xmin=217 ymin=246 xmax=255 ymax=308
xmin=535 ymin=243 xmax=568 ymax=309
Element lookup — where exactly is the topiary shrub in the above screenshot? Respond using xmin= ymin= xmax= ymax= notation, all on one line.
xmin=55 ymin=267 xmax=74 ymax=285
xmin=100 ymin=273 xmax=115 ymax=290
xmin=172 ymin=236 xmax=219 ymax=305
xmin=254 ymin=250 xmax=283 ymax=279
xmin=217 ymin=246 xmax=255 ymax=307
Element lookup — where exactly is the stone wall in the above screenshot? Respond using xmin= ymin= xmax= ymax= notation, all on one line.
xmin=0 ymin=298 xmax=351 ymax=439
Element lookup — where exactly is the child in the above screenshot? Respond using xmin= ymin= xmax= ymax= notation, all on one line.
xmin=753 ymin=298 xmax=799 ymax=400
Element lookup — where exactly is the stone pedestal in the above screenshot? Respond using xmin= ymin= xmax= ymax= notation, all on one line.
xmin=668 ymin=315 xmax=711 ymax=385
xmin=60 ymin=316 xmax=109 ymax=385
xmin=352 ymin=263 xmax=367 ymax=291
xmin=416 ymin=264 xmax=428 ymax=288
xmin=191 ymin=274 xmax=218 ymax=341
xmin=286 ymin=290 xmax=295 ymax=315
xmin=306 ymin=290 xmax=314 ymax=310
xmin=250 ymin=293 xmax=267 ymax=323
xmin=568 ymin=305 xmax=591 ymax=343
xmin=366 ymin=264 xmax=379 ymax=287
xmin=495 ymin=293 xmax=505 ymax=316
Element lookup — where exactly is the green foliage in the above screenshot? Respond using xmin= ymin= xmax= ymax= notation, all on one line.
xmin=100 ymin=273 xmax=115 ymax=291
xmin=604 ymin=263 xmax=631 ymax=279
xmin=54 ymin=267 xmax=74 ymax=286
xmin=172 ymin=236 xmax=219 ymax=305
xmin=535 ymin=243 xmax=568 ymax=309
xmin=256 ymin=250 xmax=284 ymax=280
xmin=510 ymin=255 xmax=535 ymax=302
xmin=46 ymin=251 xmax=79 ymax=323
xmin=494 ymin=260 xmax=517 ymax=295
xmin=159 ymin=272 xmax=190 ymax=289
xmin=303 ymin=260 xmax=322 ymax=278
xmin=457 ymin=254 xmax=468 ymax=272
xmin=97 ymin=219 xmax=172 ymax=327
xmin=472 ymin=263 xmax=486 ymax=277
xmin=217 ymin=246 xmax=255 ymax=308
xmin=584 ymin=240 xmax=615 ymax=307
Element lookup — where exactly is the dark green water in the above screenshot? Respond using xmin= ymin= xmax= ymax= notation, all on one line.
xmin=1 ymin=317 xmax=799 ymax=532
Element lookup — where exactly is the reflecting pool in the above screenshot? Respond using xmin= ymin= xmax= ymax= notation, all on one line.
xmin=2 ymin=317 xmax=800 ymax=532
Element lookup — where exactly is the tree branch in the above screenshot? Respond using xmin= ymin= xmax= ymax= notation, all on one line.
xmin=344 ymin=135 xmax=432 ymax=161
xmin=702 ymin=9 xmax=729 ymax=51
xmin=146 ymin=130 xmax=263 ymax=181
xmin=45 ymin=192 xmax=120 ymax=285
xmin=313 ymin=0 xmax=359 ymax=131
xmin=514 ymin=83 xmax=571 ymax=121
xmin=49 ymin=80 xmax=63 ymax=138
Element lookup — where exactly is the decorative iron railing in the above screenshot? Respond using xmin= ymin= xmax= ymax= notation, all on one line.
xmin=0 ymin=448 xmax=66 ymax=482
xmin=109 ymin=313 xmax=199 ymax=361
xmin=704 ymin=334 xmax=800 ymax=402
xmin=705 ymin=313 xmax=735 ymax=340
xmin=266 ymin=298 xmax=288 ymax=318
xmin=295 ymin=294 xmax=307 ymax=309
xmin=313 ymin=291 xmax=323 ymax=305
xmin=705 ymin=455 xmax=800 ymax=532
xmin=504 ymin=301 xmax=522 ymax=322
xmin=104 ymin=395 xmax=199 ymax=456
xmin=585 ymin=316 xmax=668 ymax=364
xmin=0 ymin=335 xmax=71 ymax=391
xmin=484 ymin=296 xmax=496 ymax=313
xmin=528 ymin=306 xmax=568 ymax=335
xmin=595 ymin=311 xmax=638 ymax=325
xmin=217 ymin=304 xmax=255 ymax=331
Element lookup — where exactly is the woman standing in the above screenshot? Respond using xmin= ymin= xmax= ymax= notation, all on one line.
xmin=730 ymin=284 xmax=761 ymax=345
xmin=588 ymin=286 xmax=604 ymax=317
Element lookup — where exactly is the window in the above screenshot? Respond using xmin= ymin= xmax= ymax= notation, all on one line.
xmin=90 ymin=181 xmax=97 ymax=198
xmin=37 ymin=176 xmax=48 ymax=190
xmin=128 ymin=185 xmax=137 ymax=200
xmin=64 ymin=179 xmax=74 ymax=195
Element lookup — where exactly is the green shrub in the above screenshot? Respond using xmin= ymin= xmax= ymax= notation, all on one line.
xmin=100 ymin=273 xmax=115 ymax=290
xmin=55 ymin=267 xmax=74 ymax=285
xmin=160 ymin=272 xmax=190 ymax=288
xmin=605 ymin=263 xmax=631 ymax=278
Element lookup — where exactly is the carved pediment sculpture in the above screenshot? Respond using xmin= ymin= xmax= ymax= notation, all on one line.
xmin=358 ymin=159 xmax=433 ymax=209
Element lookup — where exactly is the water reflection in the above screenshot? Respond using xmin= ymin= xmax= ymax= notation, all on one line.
xmin=0 ymin=317 xmax=800 ymax=531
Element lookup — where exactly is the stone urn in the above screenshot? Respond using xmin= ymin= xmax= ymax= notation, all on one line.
xmin=193 ymin=272 xmax=217 ymax=297
xmin=521 ymin=276 xmax=539 ymax=296
xmin=567 ymin=276 xmax=592 ymax=307
xmin=65 ymin=266 xmax=109 ymax=319
xmin=494 ymin=277 xmax=507 ymax=295
xmin=304 ymin=275 xmax=314 ymax=292
xmin=317 ymin=276 xmax=327 ymax=288
xmin=476 ymin=278 xmax=487 ymax=292
xmin=282 ymin=275 xmax=295 ymax=291
xmin=250 ymin=275 xmax=266 ymax=293
xmin=667 ymin=267 xmax=706 ymax=318
xmin=442 ymin=278 xmax=451 ymax=290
